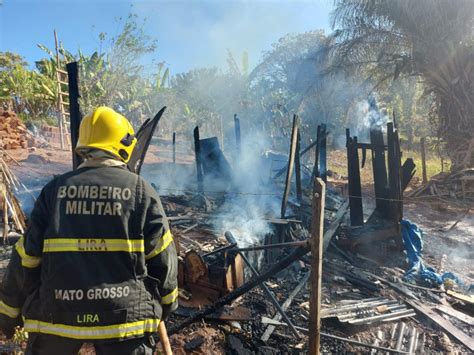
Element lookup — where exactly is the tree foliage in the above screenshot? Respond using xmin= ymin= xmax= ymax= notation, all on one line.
xmin=331 ymin=0 xmax=474 ymax=169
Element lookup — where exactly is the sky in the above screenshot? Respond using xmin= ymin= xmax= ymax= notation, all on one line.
xmin=0 ymin=0 xmax=333 ymax=75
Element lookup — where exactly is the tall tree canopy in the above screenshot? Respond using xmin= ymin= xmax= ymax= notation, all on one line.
xmin=331 ymin=0 xmax=474 ymax=170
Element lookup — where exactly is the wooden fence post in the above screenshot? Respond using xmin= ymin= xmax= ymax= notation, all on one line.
xmin=420 ymin=137 xmax=427 ymax=183
xmin=309 ymin=178 xmax=326 ymax=355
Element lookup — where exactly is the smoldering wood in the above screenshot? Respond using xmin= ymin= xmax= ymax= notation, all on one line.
xmin=193 ymin=126 xmax=203 ymax=193
xmin=224 ymin=231 xmax=301 ymax=338
xmin=167 ymin=245 xmax=310 ymax=335
xmin=66 ymin=62 xmax=83 ymax=170
xmin=309 ymin=178 xmax=325 ymax=355
xmin=281 ymin=115 xmax=299 ymax=218
xmin=346 ymin=129 xmax=363 ymax=226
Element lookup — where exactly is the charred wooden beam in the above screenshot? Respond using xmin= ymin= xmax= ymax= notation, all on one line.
xmin=346 ymin=129 xmax=363 ymax=226
xmin=168 ymin=245 xmax=310 ymax=335
xmin=66 ymin=62 xmax=83 ymax=170
xmin=193 ymin=126 xmax=203 ymax=193
xmin=370 ymin=128 xmax=389 ymax=216
xmin=281 ymin=115 xmax=299 ymax=218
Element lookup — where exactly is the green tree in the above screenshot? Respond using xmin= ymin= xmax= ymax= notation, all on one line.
xmin=331 ymin=0 xmax=474 ymax=170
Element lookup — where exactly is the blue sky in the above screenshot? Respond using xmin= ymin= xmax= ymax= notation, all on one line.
xmin=0 ymin=0 xmax=333 ymax=75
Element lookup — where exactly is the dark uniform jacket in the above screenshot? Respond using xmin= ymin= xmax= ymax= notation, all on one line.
xmin=0 ymin=159 xmax=178 ymax=341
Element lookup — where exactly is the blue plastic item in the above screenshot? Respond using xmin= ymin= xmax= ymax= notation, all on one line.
xmin=400 ymin=220 xmax=464 ymax=288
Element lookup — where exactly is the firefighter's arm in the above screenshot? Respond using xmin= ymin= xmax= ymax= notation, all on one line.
xmin=0 ymin=188 xmax=47 ymax=337
xmin=142 ymin=182 xmax=178 ymax=320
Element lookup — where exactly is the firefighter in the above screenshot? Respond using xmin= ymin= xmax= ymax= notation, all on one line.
xmin=0 ymin=107 xmax=178 ymax=354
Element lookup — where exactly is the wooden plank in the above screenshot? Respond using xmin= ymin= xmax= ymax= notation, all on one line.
xmin=447 ymin=290 xmax=474 ymax=306
xmin=406 ymin=299 xmax=474 ymax=351
xmin=309 ymin=178 xmax=326 ymax=355
xmin=281 ymin=115 xmax=299 ymax=218
xmin=436 ymin=305 xmax=474 ymax=326
xmin=346 ymin=130 xmax=363 ymax=226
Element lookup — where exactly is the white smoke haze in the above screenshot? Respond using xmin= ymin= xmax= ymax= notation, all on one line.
xmin=335 ymin=96 xmax=389 ymax=147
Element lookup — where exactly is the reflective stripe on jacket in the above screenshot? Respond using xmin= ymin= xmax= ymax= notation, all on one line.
xmin=0 ymin=162 xmax=178 ymax=341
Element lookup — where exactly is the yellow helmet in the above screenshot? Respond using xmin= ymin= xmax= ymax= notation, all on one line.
xmin=76 ymin=107 xmax=137 ymax=163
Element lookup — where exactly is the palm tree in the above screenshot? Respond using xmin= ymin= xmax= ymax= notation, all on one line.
xmin=331 ymin=0 xmax=474 ymax=170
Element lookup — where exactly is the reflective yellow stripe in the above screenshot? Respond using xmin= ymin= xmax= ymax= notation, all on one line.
xmin=43 ymin=239 xmax=144 ymax=253
xmin=161 ymin=287 xmax=178 ymax=305
xmin=23 ymin=318 xmax=160 ymax=340
xmin=0 ymin=300 xmax=20 ymax=318
xmin=15 ymin=237 xmax=41 ymax=268
xmin=145 ymin=230 xmax=174 ymax=260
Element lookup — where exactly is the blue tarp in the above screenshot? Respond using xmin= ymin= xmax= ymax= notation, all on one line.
xmin=400 ymin=220 xmax=463 ymax=288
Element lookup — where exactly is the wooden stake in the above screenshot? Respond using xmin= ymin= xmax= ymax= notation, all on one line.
xmin=281 ymin=115 xmax=299 ymax=218
xmin=420 ymin=137 xmax=427 ymax=183
xmin=309 ymin=178 xmax=326 ymax=355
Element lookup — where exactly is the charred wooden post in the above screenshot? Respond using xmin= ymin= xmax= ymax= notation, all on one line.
xmin=346 ymin=129 xmax=363 ymax=226
xmin=370 ymin=128 xmax=389 ymax=217
xmin=66 ymin=62 xmax=83 ymax=170
xmin=193 ymin=126 xmax=204 ymax=193
xmin=387 ymin=123 xmax=402 ymax=224
xmin=309 ymin=178 xmax=326 ymax=355
xmin=281 ymin=115 xmax=299 ymax=218
xmin=319 ymin=124 xmax=327 ymax=183
xmin=295 ymin=131 xmax=302 ymax=203
xmin=420 ymin=137 xmax=427 ymax=183
xmin=401 ymin=158 xmax=416 ymax=191
xmin=172 ymin=132 xmax=176 ymax=164
xmin=234 ymin=114 xmax=241 ymax=156
xmin=311 ymin=125 xmax=321 ymax=185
